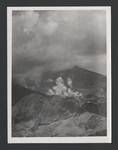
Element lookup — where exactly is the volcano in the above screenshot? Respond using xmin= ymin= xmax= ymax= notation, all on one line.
xmin=12 ymin=66 xmax=107 ymax=137
xmin=13 ymin=66 xmax=106 ymax=95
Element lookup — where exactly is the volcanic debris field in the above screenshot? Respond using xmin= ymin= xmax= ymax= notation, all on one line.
xmin=12 ymin=67 xmax=107 ymax=137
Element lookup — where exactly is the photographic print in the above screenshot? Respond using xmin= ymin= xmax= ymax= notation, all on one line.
xmin=7 ymin=7 xmax=111 ymax=143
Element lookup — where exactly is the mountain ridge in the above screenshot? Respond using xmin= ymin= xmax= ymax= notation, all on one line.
xmin=13 ymin=66 xmax=106 ymax=93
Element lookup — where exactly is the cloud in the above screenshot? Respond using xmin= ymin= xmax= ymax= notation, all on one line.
xmin=12 ymin=10 xmax=106 ymax=80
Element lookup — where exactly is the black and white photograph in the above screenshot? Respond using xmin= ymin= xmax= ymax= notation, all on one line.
xmin=7 ymin=7 xmax=111 ymax=143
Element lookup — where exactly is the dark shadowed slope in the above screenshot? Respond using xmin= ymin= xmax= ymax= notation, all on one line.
xmin=14 ymin=66 xmax=106 ymax=94
xmin=41 ymin=66 xmax=106 ymax=93
xmin=12 ymin=82 xmax=50 ymax=105
xmin=12 ymin=82 xmax=33 ymax=105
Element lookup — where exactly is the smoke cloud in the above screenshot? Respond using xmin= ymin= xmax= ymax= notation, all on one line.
xmin=12 ymin=10 xmax=106 ymax=81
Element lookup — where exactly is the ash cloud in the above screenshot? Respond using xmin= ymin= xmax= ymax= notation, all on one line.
xmin=12 ymin=10 xmax=106 ymax=81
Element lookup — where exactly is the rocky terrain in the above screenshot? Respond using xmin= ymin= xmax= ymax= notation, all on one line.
xmin=12 ymin=67 xmax=107 ymax=137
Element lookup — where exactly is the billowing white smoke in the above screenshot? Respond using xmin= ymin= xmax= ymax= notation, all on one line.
xmin=47 ymin=77 xmax=82 ymax=99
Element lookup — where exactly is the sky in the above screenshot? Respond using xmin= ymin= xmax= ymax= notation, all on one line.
xmin=12 ymin=10 xmax=106 ymax=81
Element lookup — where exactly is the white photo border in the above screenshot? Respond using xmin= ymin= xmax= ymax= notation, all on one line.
xmin=7 ymin=6 xmax=111 ymax=143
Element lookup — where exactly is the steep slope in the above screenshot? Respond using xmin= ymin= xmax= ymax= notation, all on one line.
xmin=12 ymin=82 xmax=33 ymax=105
xmin=41 ymin=66 xmax=106 ymax=90
xmin=14 ymin=66 xmax=106 ymax=97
